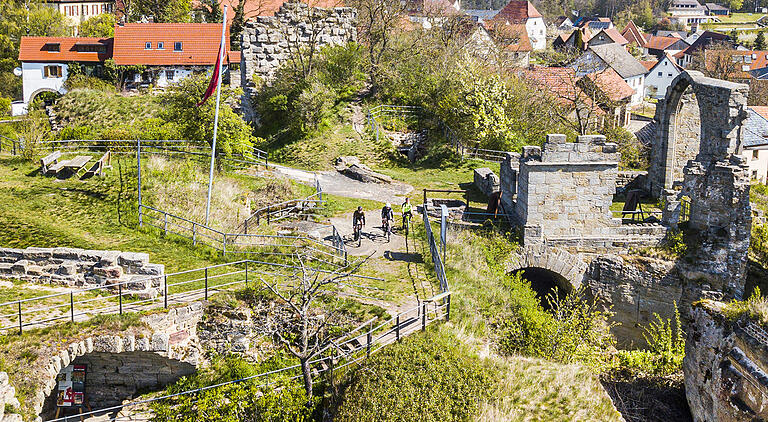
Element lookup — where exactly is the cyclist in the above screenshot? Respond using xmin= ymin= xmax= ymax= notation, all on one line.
xmin=381 ymin=203 xmax=394 ymax=240
xmin=401 ymin=198 xmax=413 ymax=232
xmin=352 ymin=206 xmax=366 ymax=243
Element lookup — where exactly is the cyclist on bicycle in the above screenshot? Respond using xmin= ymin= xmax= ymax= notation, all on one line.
xmin=381 ymin=203 xmax=394 ymax=237
xmin=353 ymin=206 xmax=366 ymax=238
xmin=401 ymin=198 xmax=413 ymax=231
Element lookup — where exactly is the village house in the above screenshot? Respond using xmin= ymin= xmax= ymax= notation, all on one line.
xmin=16 ymin=23 xmax=236 ymax=113
xmin=742 ymin=106 xmax=768 ymax=183
xmin=573 ymin=43 xmax=647 ymax=105
xmin=673 ymin=30 xmax=730 ymax=67
xmin=643 ymin=35 xmax=690 ymax=58
xmin=621 ymin=21 xmax=648 ymax=47
xmin=573 ymin=16 xmax=614 ymax=30
xmin=704 ymin=2 xmax=730 ymax=15
xmin=47 ymin=0 xmax=115 ymax=36
xmin=490 ymin=0 xmax=546 ymax=50
xmin=644 ymin=54 xmax=683 ymax=98
xmin=667 ymin=0 xmax=720 ymax=28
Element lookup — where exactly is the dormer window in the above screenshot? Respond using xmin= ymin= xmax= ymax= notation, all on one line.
xmin=43 ymin=43 xmax=60 ymax=52
xmin=174 ymin=42 xmax=183 ymax=51
xmin=145 ymin=42 xmax=152 ymax=49
xmin=158 ymin=42 xmax=164 ymax=50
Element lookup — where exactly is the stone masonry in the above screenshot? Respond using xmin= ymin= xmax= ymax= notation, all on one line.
xmin=0 ymin=247 xmax=164 ymax=298
xmin=473 ymin=167 xmax=500 ymax=197
xmin=0 ymin=372 xmax=21 ymax=422
xmin=240 ymin=2 xmax=357 ymax=121
xmin=514 ymin=134 xmax=621 ymax=243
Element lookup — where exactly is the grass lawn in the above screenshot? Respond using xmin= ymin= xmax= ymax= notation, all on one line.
xmin=0 ymin=155 xmax=223 ymax=272
xmin=714 ymin=12 xmax=766 ymax=23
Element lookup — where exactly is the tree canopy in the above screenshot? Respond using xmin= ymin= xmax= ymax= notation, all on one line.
xmin=78 ymin=13 xmax=117 ymax=37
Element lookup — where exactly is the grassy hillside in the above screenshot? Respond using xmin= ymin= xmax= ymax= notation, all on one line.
xmin=53 ymin=89 xmax=164 ymax=137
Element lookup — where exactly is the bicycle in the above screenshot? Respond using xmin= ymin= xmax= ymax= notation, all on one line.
xmin=382 ymin=218 xmax=392 ymax=242
xmin=354 ymin=221 xmax=363 ymax=247
xmin=402 ymin=212 xmax=412 ymax=237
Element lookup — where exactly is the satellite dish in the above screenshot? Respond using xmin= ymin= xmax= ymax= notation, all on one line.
xmin=13 ymin=67 xmax=22 ymax=77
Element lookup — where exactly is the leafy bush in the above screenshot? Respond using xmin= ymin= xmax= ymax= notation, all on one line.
xmin=151 ymin=354 xmax=317 ymax=422
xmin=495 ymin=277 xmax=615 ymax=371
xmin=752 ymin=223 xmax=768 ymax=266
xmin=295 ymin=80 xmax=335 ymax=130
xmin=601 ymin=126 xmax=649 ymax=170
xmin=64 ymin=74 xmax=114 ymax=92
xmin=335 ymin=328 xmax=498 ymax=422
xmin=0 ymin=96 xmax=10 ymax=116
xmin=723 ymin=287 xmax=768 ymax=327
xmin=616 ymin=304 xmax=685 ymax=376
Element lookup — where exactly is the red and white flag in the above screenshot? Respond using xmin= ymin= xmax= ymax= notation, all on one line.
xmin=197 ymin=42 xmax=225 ymax=106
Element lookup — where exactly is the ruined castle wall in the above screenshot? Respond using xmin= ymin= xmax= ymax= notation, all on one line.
xmin=515 ymin=134 xmax=621 ymax=243
xmin=240 ymin=3 xmax=357 ymax=120
xmin=0 ymin=247 xmax=164 ymax=297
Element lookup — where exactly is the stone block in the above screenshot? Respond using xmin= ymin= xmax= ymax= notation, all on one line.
xmin=22 ymin=247 xmax=53 ymax=260
xmin=151 ymin=333 xmax=169 ymax=352
xmin=93 ymin=335 xmax=122 ymax=353
xmin=96 ymin=251 xmax=120 ymax=267
xmin=117 ymin=252 xmax=149 ymax=268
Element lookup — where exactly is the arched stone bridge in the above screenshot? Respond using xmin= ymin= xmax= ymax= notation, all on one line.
xmin=506 ymin=245 xmax=587 ymax=292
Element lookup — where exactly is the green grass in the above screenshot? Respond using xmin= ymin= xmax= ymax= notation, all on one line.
xmin=0 ymin=155 xmax=222 ymax=272
xmin=710 ymin=12 xmax=766 ymax=24
xmin=53 ymin=89 xmax=162 ymax=131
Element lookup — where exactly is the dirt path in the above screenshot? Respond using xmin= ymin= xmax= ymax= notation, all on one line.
xmin=268 ymin=164 xmax=413 ymax=204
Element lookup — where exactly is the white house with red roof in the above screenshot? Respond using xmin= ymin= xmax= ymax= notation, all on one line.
xmin=491 ymin=0 xmax=546 ymax=50
xmin=644 ymin=54 xmax=683 ymax=99
xmin=16 ymin=23 xmax=235 ymax=113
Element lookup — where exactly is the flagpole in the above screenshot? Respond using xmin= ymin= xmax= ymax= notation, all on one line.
xmin=205 ymin=5 xmax=227 ymax=227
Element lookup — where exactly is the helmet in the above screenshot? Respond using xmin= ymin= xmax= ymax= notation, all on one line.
xmin=386 ymin=203 xmax=391 ymax=208
xmin=357 ymin=206 xmax=363 ymax=211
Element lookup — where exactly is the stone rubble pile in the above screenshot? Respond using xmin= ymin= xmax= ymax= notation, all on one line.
xmin=0 ymin=247 xmax=164 ymax=299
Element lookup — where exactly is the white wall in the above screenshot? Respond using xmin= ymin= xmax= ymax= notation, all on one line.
xmin=526 ymin=17 xmax=546 ymax=51
xmin=625 ymin=74 xmax=645 ymax=105
xmin=155 ymin=68 xmax=194 ymax=87
xmin=743 ymin=148 xmax=768 ymax=184
xmin=21 ymin=62 xmax=68 ymax=105
xmin=645 ymin=58 xmax=681 ymax=99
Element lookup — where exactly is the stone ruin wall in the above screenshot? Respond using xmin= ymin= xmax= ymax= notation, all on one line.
xmin=0 ymin=247 xmax=164 ymax=298
xmin=684 ymin=301 xmax=768 ymax=422
xmin=240 ymin=2 xmax=357 ymax=121
xmin=0 ymin=372 xmax=20 ymax=422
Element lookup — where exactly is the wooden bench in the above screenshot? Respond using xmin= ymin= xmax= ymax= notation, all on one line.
xmin=40 ymin=151 xmax=63 ymax=175
xmin=82 ymin=151 xmax=112 ymax=178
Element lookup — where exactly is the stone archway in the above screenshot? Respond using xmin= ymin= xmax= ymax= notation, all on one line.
xmin=27 ymin=87 xmax=60 ymax=105
xmin=649 ymin=71 xmax=749 ymax=198
xmin=507 ymin=246 xmax=587 ymax=293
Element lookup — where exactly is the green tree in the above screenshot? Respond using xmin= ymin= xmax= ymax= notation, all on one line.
xmin=78 ymin=13 xmax=116 ymax=37
xmin=194 ymin=0 xmax=222 ymax=23
xmin=757 ymin=31 xmax=767 ymax=50
xmin=727 ymin=0 xmax=744 ymax=10
xmin=119 ymin=0 xmax=192 ymax=23
xmin=103 ymin=58 xmax=146 ymax=90
xmin=161 ymin=74 xmax=255 ymax=157
xmin=230 ymin=0 xmax=246 ymax=50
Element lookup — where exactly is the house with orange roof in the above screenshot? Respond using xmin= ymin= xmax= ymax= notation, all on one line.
xmin=476 ymin=21 xmax=532 ymax=66
xmin=490 ymin=0 xmax=546 ymax=50
xmin=621 ymin=21 xmax=648 ymax=47
xmin=587 ymin=28 xmax=628 ymax=48
xmin=643 ymin=35 xmax=689 ymax=58
xmin=17 ymin=23 xmax=235 ymax=113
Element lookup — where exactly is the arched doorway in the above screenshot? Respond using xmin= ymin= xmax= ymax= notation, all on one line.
xmin=515 ymin=267 xmax=570 ymax=310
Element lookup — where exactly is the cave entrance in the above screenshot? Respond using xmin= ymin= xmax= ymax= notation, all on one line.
xmin=516 ymin=267 xmax=571 ymax=310
xmin=41 ymin=351 xmax=195 ymax=420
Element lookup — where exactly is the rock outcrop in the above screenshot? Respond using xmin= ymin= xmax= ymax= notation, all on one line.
xmin=334 ymin=156 xmax=393 ymax=184
xmin=684 ymin=300 xmax=768 ymax=421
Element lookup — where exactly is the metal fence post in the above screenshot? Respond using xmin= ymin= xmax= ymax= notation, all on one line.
xmin=245 ymin=260 xmax=249 ymax=287
xmin=422 ymin=302 xmax=427 ymax=331
xmin=192 ymin=223 xmax=197 ymax=245
xmin=18 ymin=302 xmax=22 ymax=335
xmin=222 ymin=234 xmax=227 ymax=255
xmin=70 ymin=292 xmax=75 ymax=323
xmin=395 ymin=315 xmax=400 ymax=341
xmin=118 ymin=283 xmax=123 ymax=315
xmin=204 ymin=268 xmax=209 ymax=300
xmin=244 ymin=219 xmax=248 ymax=234
xmin=164 ymin=213 xmax=168 ymax=236
xmin=164 ymin=274 xmax=168 ymax=309
xmin=446 ymin=294 xmax=451 ymax=321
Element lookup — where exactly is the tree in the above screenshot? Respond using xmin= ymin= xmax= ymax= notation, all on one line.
xmin=79 ymin=13 xmax=116 ymax=37
xmin=160 ymin=74 xmax=255 ymax=157
xmin=230 ymin=0 xmax=246 ymax=50
xmin=757 ymin=31 xmax=766 ymax=50
xmin=118 ymin=0 xmax=193 ymax=22
xmin=194 ymin=0 xmax=223 ymax=23
xmin=348 ymin=0 xmax=407 ymax=88
xmin=103 ymin=58 xmax=146 ymax=90
xmin=727 ymin=0 xmax=744 ymax=10
xmin=261 ymin=255 xmax=369 ymax=398
xmin=689 ymin=40 xmax=737 ymax=80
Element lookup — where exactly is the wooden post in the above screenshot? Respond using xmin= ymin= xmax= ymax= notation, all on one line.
xmin=70 ymin=292 xmax=75 ymax=322
xmin=244 ymin=219 xmax=248 ymax=234
xmin=118 ymin=283 xmax=122 ymax=315
xmin=204 ymin=268 xmax=209 ymax=300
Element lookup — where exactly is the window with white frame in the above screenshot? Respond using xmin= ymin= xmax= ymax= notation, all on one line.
xmin=165 ymin=70 xmax=175 ymax=81
xmin=145 ymin=42 xmax=152 ymax=49
xmin=174 ymin=42 xmax=183 ymax=51
xmin=158 ymin=42 xmax=164 ymax=49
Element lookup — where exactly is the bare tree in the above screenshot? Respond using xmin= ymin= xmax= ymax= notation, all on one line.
xmin=689 ymin=40 xmax=737 ymax=81
xmin=349 ymin=0 xmax=408 ymax=86
xmin=261 ymin=254 xmax=369 ymax=398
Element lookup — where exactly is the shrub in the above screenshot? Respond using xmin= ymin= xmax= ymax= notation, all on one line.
xmin=0 ymin=96 xmax=10 ymax=116
xmin=64 ymin=75 xmax=114 ymax=92
xmin=295 ymin=79 xmax=334 ymax=131
xmin=495 ymin=277 xmax=615 ymax=371
xmin=723 ymin=287 xmax=768 ymax=327
xmin=601 ymin=126 xmax=649 ymax=170
xmin=752 ymin=223 xmax=768 ymax=266
xmin=335 ymin=328 xmax=498 ymax=422
xmin=615 ymin=303 xmax=685 ymax=376
xmin=151 ymin=354 xmax=317 ymax=422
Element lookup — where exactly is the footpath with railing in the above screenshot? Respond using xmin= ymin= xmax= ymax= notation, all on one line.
xmin=39 ymin=204 xmax=452 ymax=422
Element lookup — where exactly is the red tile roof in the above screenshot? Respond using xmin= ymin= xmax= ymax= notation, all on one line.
xmin=19 ymin=37 xmax=112 ymax=62
xmin=595 ymin=28 xmax=628 ymax=45
xmin=704 ymin=50 xmax=768 ymax=79
xmin=519 ymin=66 xmax=606 ymax=115
xmin=585 ymin=68 xmax=634 ymax=102
xmin=640 ymin=60 xmax=658 ymax=71
xmin=644 ymin=35 xmax=683 ymax=51
xmin=750 ymin=106 xmax=768 ymax=121
xmin=112 ymin=23 xmax=230 ymax=66
xmin=621 ymin=21 xmax=647 ymax=46
xmin=492 ymin=0 xmax=542 ymax=24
